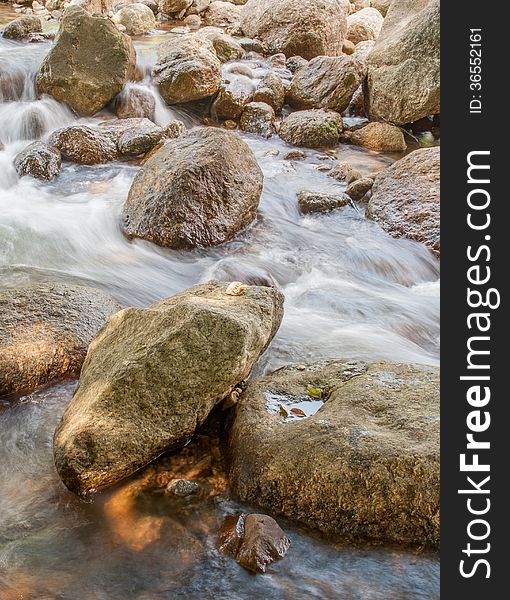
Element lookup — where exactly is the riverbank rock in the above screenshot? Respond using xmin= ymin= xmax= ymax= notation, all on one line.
xmin=218 ymin=513 xmax=290 ymax=573
xmin=364 ymin=0 xmax=440 ymax=125
xmin=153 ymin=35 xmax=221 ymax=105
xmin=159 ymin=0 xmax=192 ymax=15
xmin=346 ymin=7 xmax=383 ymax=45
xmin=121 ymin=127 xmax=263 ymax=249
xmin=279 ymin=109 xmax=343 ymax=148
xmin=14 ymin=142 xmax=62 ymax=181
xmin=113 ymin=3 xmax=157 ymax=35
xmin=36 ymin=7 xmax=136 ymax=117
xmin=53 ymin=280 xmax=284 ymax=495
xmin=344 ymin=122 xmax=407 ymax=152
xmin=367 ymin=146 xmax=440 ymax=255
xmin=240 ymin=0 xmax=347 ymax=60
xmin=0 ymin=284 xmax=120 ymax=398
xmin=287 ymin=56 xmax=366 ymax=113
xmin=228 ymin=360 xmax=440 ymax=547
xmin=1 ymin=15 xmax=42 ymax=40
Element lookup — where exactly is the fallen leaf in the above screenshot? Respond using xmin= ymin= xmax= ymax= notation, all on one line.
xmin=279 ymin=404 xmax=289 ymax=417
xmin=290 ymin=408 xmax=306 ymax=417
xmin=307 ymin=387 xmax=322 ymax=399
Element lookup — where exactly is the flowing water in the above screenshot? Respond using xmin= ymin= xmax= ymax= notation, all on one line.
xmin=0 ymin=13 xmax=440 ymax=599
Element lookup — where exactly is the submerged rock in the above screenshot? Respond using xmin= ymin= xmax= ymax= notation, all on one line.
xmin=287 ymin=55 xmax=366 ymax=113
xmin=1 ymin=15 xmax=42 ymax=40
xmin=240 ymin=0 xmax=347 ymax=60
xmin=36 ymin=7 xmax=136 ymax=117
xmin=14 ymin=141 xmax=62 ymax=181
xmin=367 ymin=146 xmax=440 ymax=255
xmin=364 ymin=0 xmax=440 ymax=125
xmin=279 ymin=109 xmax=343 ymax=149
xmin=218 ymin=513 xmax=290 ymax=573
xmin=121 ymin=127 xmax=263 ymax=249
xmin=53 ymin=280 xmax=284 ymax=495
xmin=297 ymin=190 xmax=350 ymax=215
xmin=153 ymin=34 xmax=221 ymax=105
xmin=0 ymin=284 xmax=120 ymax=398
xmin=228 ymin=360 xmax=440 ymax=547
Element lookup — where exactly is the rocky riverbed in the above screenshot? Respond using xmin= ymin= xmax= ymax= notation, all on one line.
xmin=1 ymin=1 xmax=440 ymax=598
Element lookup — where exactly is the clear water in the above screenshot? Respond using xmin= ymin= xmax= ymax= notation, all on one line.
xmin=0 ymin=19 xmax=439 ymax=599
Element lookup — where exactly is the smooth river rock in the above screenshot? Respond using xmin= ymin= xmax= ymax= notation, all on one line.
xmin=53 ymin=280 xmax=284 ymax=495
xmin=279 ymin=109 xmax=343 ymax=149
xmin=0 ymin=284 xmax=120 ymax=398
xmin=36 ymin=7 xmax=136 ymax=117
xmin=367 ymin=146 xmax=440 ymax=255
xmin=121 ymin=127 xmax=263 ymax=249
xmin=228 ymin=360 xmax=440 ymax=547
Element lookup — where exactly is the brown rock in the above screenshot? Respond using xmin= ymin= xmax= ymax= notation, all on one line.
xmin=367 ymin=146 xmax=440 ymax=254
xmin=14 ymin=141 xmax=62 ymax=181
xmin=48 ymin=126 xmax=117 ymax=165
xmin=53 ymin=281 xmax=284 ymax=494
xmin=279 ymin=109 xmax=343 ymax=148
xmin=346 ymin=122 xmax=407 ymax=152
xmin=36 ymin=7 xmax=136 ymax=117
xmin=228 ymin=360 xmax=440 ymax=547
xmin=287 ymin=55 xmax=366 ymax=113
xmin=121 ymin=128 xmax=263 ymax=249
xmin=240 ymin=0 xmax=348 ymax=60
xmin=298 ymin=190 xmax=350 ymax=215
xmin=0 ymin=284 xmax=120 ymax=398
xmin=152 ymin=34 xmax=221 ymax=105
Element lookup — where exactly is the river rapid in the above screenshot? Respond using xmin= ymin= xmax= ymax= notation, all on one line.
xmin=0 ymin=8 xmax=440 ymax=599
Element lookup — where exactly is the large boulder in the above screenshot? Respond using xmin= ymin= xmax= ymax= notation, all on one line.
xmin=121 ymin=127 xmax=263 ymax=249
xmin=287 ymin=56 xmax=366 ymax=113
xmin=152 ymin=35 xmax=221 ymax=105
xmin=36 ymin=7 xmax=136 ymax=117
xmin=1 ymin=15 xmax=42 ymax=40
xmin=346 ymin=6 xmax=384 ymax=45
xmin=53 ymin=280 xmax=284 ymax=495
xmin=228 ymin=360 xmax=440 ymax=547
xmin=364 ymin=0 xmax=440 ymax=125
xmin=279 ymin=109 xmax=343 ymax=148
xmin=14 ymin=142 xmax=62 ymax=181
xmin=367 ymin=146 xmax=440 ymax=255
xmin=240 ymin=0 xmax=348 ymax=60
xmin=0 ymin=284 xmax=120 ymax=398
xmin=113 ymin=3 xmax=157 ymax=35
xmin=203 ymin=1 xmax=241 ymax=28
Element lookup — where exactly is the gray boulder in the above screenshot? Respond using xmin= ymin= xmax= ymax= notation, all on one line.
xmin=53 ymin=280 xmax=284 ymax=495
